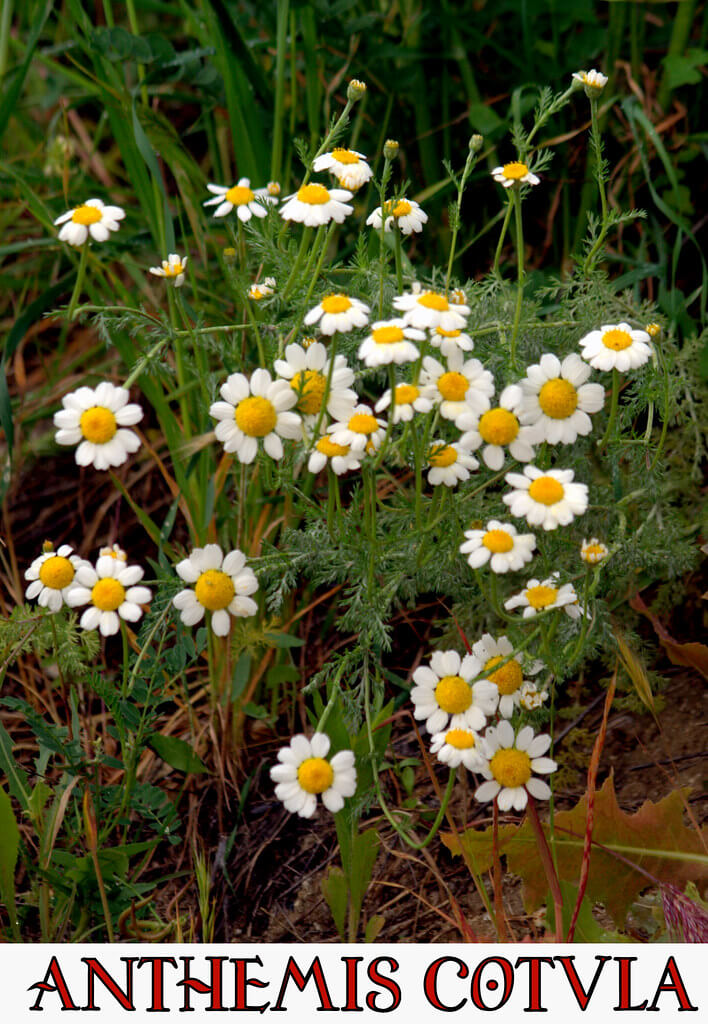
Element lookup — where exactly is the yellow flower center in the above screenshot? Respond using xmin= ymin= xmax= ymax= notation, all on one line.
xmin=444 ymin=728 xmax=476 ymax=750
xmin=316 ymin=437 xmax=349 ymax=457
xmin=225 ymin=185 xmax=255 ymax=206
xmin=437 ymin=371 xmax=468 ymax=402
xmin=645 ymin=323 xmax=660 ymax=337
xmin=267 ymin=182 xmax=281 ymax=196
xmin=435 ymin=675 xmax=472 ymax=714
xmin=478 ymin=408 xmax=519 ymax=446
xmin=80 ymin=406 xmax=118 ymax=444
xmin=371 ymin=325 xmax=405 ymax=345
xmin=194 ymin=569 xmax=235 ymax=611
xmin=482 ymin=529 xmax=514 ymax=554
xmin=484 ymin=655 xmax=523 ymax=696
xmin=601 ymin=328 xmax=633 ymax=351
xmin=71 ymin=205 xmax=102 ymax=225
xmin=297 ymin=756 xmax=334 ymax=794
xmin=525 ymin=584 xmax=558 ymax=610
xmin=490 ymin=748 xmax=531 ymax=788
xmin=450 ymin=289 xmax=466 ymax=305
xmin=331 ymin=148 xmax=360 ymax=165
xmin=538 ymin=378 xmax=578 ymax=419
xmin=429 ymin=445 xmax=457 ymax=468
xmin=527 ymin=476 xmax=564 ymax=505
xmin=39 ymin=556 xmax=75 ymax=590
xmin=291 ymin=370 xmax=327 ymax=415
xmin=392 ymin=200 xmax=412 ymax=217
xmin=502 ymin=162 xmax=529 ymax=181
xmin=164 ymin=261 xmax=184 ymax=277
xmin=234 ymin=396 xmax=277 ymax=437
xmin=395 ymin=384 xmax=419 ymax=404
xmin=582 ymin=543 xmax=607 ymax=563
xmin=321 ymin=294 xmax=352 ymax=314
xmin=435 ymin=328 xmax=461 ymax=338
xmin=417 ymin=291 xmax=449 ymax=311
xmin=348 ymin=413 xmax=378 ymax=435
xmin=91 ymin=577 xmax=126 ymax=612
xmin=297 ymin=183 xmax=330 ymax=205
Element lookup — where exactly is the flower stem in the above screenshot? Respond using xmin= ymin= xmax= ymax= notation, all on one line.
xmin=582 ymin=97 xmax=610 ymax=275
xmin=66 ymin=242 xmax=89 ymax=321
xmin=509 ymin=189 xmax=525 ymax=370
xmin=493 ymin=197 xmax=513 ymax=276
xmin=598 ymin=367 xmax=620 ymax=450
xmin=282 ymin=226 xmax=313 ymax=300
xmin=526 ymin=795 xmax=564 ymax=941
xmin=394 ymin=228 xmax=404 ymax=293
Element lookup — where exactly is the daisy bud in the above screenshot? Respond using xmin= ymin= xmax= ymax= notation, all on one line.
xmin=572 ymin=69 xmax=608 ymax=97
xmin=223 ymin=247 xmax=237 ymax=265
xmin=469 ymin=134 xmax=484 ymax=154
xmin=347 ymin=79 xmax=367 ymax=102
xmin=383 ymin=138 xmax=400 ymax=161
xmin=645 ymin=323 xmax=661 ymax=339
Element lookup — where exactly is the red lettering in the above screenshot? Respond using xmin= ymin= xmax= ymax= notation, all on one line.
xmin=272 ymin=957 xmax=337 ymax=1011
xmin=82 ymin=958 xmax=137 ymax=1011
xmin=342 ymin=958 xmax=364 ymax=1012
xmin=29 ymin=957 xmax=79 ymax=1011
xmin=176 ymin=957 xmax=226 ymax=1012
xmin=366 ymin=958 xmax=401 ymax=1013
xmin=137 ymin=958 xmax=178 ymax=1013
xmin=423 ymin=957 xmax=469 ymax=1012
xmin=647 ymin=957 xmax=698 ymax=1012
xmin=470 ymin=957 xmax=514 ymax=1011
xmin=233 ymin=958 xmax=269 ymax=1013
xmin=515 ymin=957 xmax=555 ymax=1012
xmin=556 ymin=956 xmax=611 ymax=1010
xmin=614 ymin=957 xmax=648 ymax=1011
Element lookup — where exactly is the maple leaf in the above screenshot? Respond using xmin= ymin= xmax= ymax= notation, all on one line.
xmin=442 ymin=773 xmax=708 ymax=926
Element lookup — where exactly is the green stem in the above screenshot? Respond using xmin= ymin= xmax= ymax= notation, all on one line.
xmin=582 ymin=97 xmax=609 ymax=275
xmin=374 ymin=365 xmax=397 ymax=468
xmin=509 ymin=189 xmax=524 ymax=369
xmin=66 ymin=242 xmax=89 ymax=321
xmin=167 ymin=287 xmax=192 ymax=438
xmin=598 ymin=368 xmax=620 ymax=450
xmin=282 ymin=226 xmax=313 ymax=300
xmin=493 ymin=197 xmax=514 ymax=275
xmin=394 ymin=228 xmax=404 ymax=293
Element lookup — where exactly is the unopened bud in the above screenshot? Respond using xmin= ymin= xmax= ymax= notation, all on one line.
xmin=347 ymin=79 xmax=367 ymax=102
xmin=267 ymin=181 xmax=281 ymax=196
xmin=223 ymin=247 xmax=237 ymax=265
xmin=469 ymin=134 xmax=484 ymax=154
xmin=645 ymin=323 xmax=661 ymax=339
xmin=383 ymin=139 xmax=400 ymax=161
xmin=42 ymin=540 xmax=54 ymax=554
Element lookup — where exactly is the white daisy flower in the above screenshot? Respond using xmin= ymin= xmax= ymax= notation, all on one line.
xmin=327 ymin=404 xmax=386 ymax=454
xmin=313 ymin=148 xmax=373 ymax=190
xmin=307 ymin=436 xmax=362 ymax=476
xmin=210 ymin=369 xmax=302 ymax=464
xmin=172 ymin=544 xmax=258 ymax=637
xmin=273 ymin=342 xmax=357 ymax=427
xmin=279 ymin=183 xmax=353 ymax=226
xmin=304 ymin=293 xmax=370 ymax=336
xmin=366 ymin=197 xmax=428 ymax=235
xmin=429 ymin=326 xmax=474 ymax=358
xmin=203 ymin=178 xmax=276 ymax=221
xmin=25 ymin=543 xmax=88 ymax=613
xmin=270 ymin=732 xmax=357 ymax=818
xmin=53 ymin=382 xmax=143 ymax=471
xmin=149 ymin=253 xmax=187 ymax=287
xmin=579 ymin=322 xmax=652 ymax=373
xmin=421 ymin=352 xmax=495 ymax=423
xmin=457 ymin=385 xmax=537 ymax=469
xmin=393 ymin=285 xmax=470 ymax=332
xmin=410 ymin=648 xmax=498 ymax=735
xmin=459 ymin=520 xmax=536 ymax=574
xmin=66 ymin=552 xmax=151 ymax=637
xmin=468 ymin=633 xmax=543 ymax=719
xmin=572 ymin=69 xmax=608 ymax=92
xmin=248 ymin=277 xmax=276 ymax=301
xmin=54 ymin=198 xmax=125 ymax=246
xmin=519 ymin=353 xmax=605 ymax=445
xmin=581 ymin=537 xmax=609 ymax=564
xmin=357 ymin=319 xmax=425 ymax=367
xmin=503 ymin=465 xmax=588 ymax=531
xmin=504 ymin=574 xmax=582 ymax=619
xmin=519 ymin=682 xmax=549 ymax=712
xmin=426 ymin=441 xmax=478 ymax=488
xmin=375 ymin=382 xmax=434 ymax=423
xmin=430 ymin=727 xmax=486 ymax=771
xmin=475 ymin=721 xmax=557 ymax=812
xmin=491 ymin=162 xmax=540 ymax=189
xmin=99 ymin=543 xmax=127 ymax=561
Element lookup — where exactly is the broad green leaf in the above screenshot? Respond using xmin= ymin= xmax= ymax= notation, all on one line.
xmin=0 ymin=786 xmax=20 ymax=940
xmin=150 ymin=734 xmax=207 ymax=774
xmin=321 ymin=866 xmax=348 ymax=940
